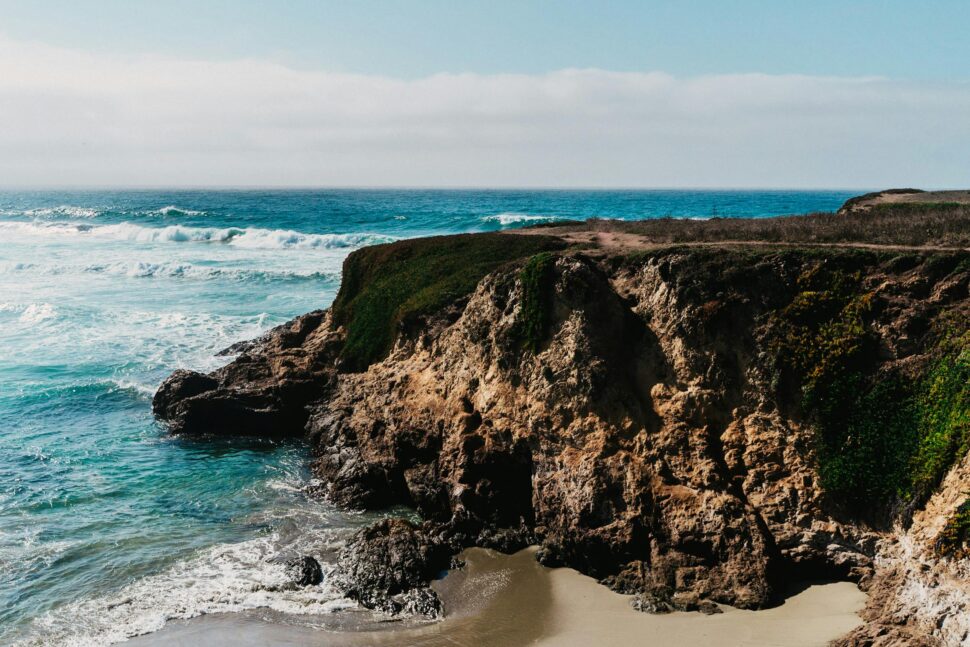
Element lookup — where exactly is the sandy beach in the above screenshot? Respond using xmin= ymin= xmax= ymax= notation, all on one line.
xmin=130 ymin=547 xmax=865 ymax=647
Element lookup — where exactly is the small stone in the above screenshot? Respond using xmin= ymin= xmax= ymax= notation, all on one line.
xmin=632 ymin=592 xmax=674 ymax=614
xmin=697 ymin=600 xmax=723 ymax=615
xmin=286 ymin=556 xmax=323 ymax=587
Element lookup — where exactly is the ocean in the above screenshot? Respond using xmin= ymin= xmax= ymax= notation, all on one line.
xmin=0 ymin=189 xmax=856 ymax=645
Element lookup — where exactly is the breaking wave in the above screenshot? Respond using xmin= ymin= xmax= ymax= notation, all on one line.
xmin=481 ymin=212 xmax=566 ymax=226
xmin=0 ymin=221 xmax=395 ymax=250
xmin=0 ymin=302 xmax=58 ymax=324
xmin=12 ymin=508 xmax=361 ymax=647
xmin=152 ymin=206 xmax=205 ymax=216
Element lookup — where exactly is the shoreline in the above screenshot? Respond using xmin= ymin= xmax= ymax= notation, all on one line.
xmin=130 ymin=547 xmax=866 ymax=647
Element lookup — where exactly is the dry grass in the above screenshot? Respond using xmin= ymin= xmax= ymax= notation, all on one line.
xmin=541 ymin=203 xmax=970 ymax=248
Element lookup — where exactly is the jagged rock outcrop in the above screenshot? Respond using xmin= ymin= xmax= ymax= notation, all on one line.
xmin=153 ymin=310 xmax=339 ymax=435
xmin=153 ymin=236 xmax=969 ymax=643
xmin=330 ymin=518 xmax=450 ymax=617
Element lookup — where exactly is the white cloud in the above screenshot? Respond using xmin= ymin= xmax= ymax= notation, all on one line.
xmin=0 ymin=35 xmax=968 ymax=187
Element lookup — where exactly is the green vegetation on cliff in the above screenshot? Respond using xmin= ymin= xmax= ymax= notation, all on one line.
xmin=910 ymin=333 xmax=970 ymax=496
xmin=770 ymin=257 xmax=970 ymax=512
xmin=936 ymin=498 xmax=970 ymax=559
xmin=513 ymin=252 xmax=557 ymax=352
xmin=331 ymin=233 xmax=565 ymax=372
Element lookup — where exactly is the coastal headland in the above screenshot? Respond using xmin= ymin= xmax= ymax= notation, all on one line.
xmin=154 ymin=191 xmax=970 ymax=645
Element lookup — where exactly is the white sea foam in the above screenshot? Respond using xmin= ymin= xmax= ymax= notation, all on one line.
xmin=22 ymin=206 xmax=102 ymax=219
xmin=12 ymin=483 xmax=368 ymax=647
xmin=0 ymin=302 xmax=58 ymax=324
xmin=152 ymin=205 xmax=205 ymax=216
xmin=105 ymin=379 xmax=156 ymax=399
xmin=0 ymin=527 xmax=78 ymax=576
xmin=0 ymin=221 xmax=394 ymax=250
xmin=0 ymin=258 xmax=336 ymax=282
xmin=481 ymin=212 xmax=565 ymax=226
xmin=15 ymin=533 xmax=357 ymax=647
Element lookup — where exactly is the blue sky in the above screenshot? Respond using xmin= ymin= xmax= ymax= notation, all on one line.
xmin=2 ymin=0 xmax=968 ymax=80
xmin=0 ymin=2 xmax=968 ymax=187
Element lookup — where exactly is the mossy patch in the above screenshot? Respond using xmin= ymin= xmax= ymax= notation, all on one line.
xmin=769 ymin=261 xmax=970 ymax=512
xmin=331 ymin=233 xmax=565 ymax=372
xmin=909 ymin=334 xmax=970 ymax=498
xmin=513 ymin=252 xmax=558 ymax=353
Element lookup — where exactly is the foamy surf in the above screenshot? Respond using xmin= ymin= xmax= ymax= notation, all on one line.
xmin=22 ymin=206 xmax=103 ymax=219
xmin=0 ymin=221 xmax=396 ymax=250
xmin=13 ymin=531 xmax=356 ymax=647
xmin=481 ymin=212 xmax=566 ymax=226
xmin=9 ymin=462 xmax=377 ymax=647
xmin=0 ymin=302 xmax=58 ymax=324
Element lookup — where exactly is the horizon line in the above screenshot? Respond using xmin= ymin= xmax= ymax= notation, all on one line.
xmin=0 ymin=184 xmax=892 ymax=192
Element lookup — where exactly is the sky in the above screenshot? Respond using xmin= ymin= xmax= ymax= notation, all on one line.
xmin=0 ymin=0 xmax=968 ymax=188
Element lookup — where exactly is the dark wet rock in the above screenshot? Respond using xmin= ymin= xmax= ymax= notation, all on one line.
xmin=152 ymin=369 xmax=217 ymax=422
xmin=331 ymin=518 xmax=451 ymax=612
xmin=286 ymin=555 xmax=323 ymax=587
xmin=381 ymin=587 xmax=443 ymax=618
xmin=631 ymin=590 xmax=674 ymax=614
xmin=217 ymin=339 xmax=258 ymax=357
xmin=152 ymin=311 xmax=339 ymax=435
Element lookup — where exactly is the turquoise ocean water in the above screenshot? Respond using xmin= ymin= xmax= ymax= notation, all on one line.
xmin=0 ymin=189 xmax=856 ymax=644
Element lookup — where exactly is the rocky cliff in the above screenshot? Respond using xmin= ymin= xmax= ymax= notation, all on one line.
xmin=154 ymin=222 xmax=969 ymax=644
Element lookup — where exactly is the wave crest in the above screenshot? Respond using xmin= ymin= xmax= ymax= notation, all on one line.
xmin=14 ymin=534 xmax=354 ymax=646
xmin=152 ymin=206 xmax=205 ymax=216
xmin=0 ymin=221 xmax=395 ymax=250
xmin=481 ymin=212 xmax=565 ymax=226
xmin=0 ymin=302 xmax=58 ymax=324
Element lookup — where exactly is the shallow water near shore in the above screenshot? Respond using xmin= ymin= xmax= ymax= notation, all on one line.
xmin=129 ymin=548 xmax=866 ymax=647
xmin=0 ymin=189 xmax=858 ymax=645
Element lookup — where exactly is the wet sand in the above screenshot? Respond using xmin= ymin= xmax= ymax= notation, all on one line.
xmin=130 ymin=547 xmax=865 ymax=647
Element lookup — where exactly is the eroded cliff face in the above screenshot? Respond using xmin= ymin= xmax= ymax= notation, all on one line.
xmin=153 ymin=242 xmax=969 ymax=643
xmin=836 ymin=451 xmax=970 ymax=647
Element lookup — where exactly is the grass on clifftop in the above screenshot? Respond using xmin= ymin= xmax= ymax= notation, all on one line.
xmin=331 ymin=233 xmax=566 ymax=372
xmin=546 ymin=203 xmax=970 ymax=247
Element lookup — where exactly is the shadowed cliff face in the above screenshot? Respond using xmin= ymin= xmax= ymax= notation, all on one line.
xmin=154 ymin=239 xmax=969 ymax=642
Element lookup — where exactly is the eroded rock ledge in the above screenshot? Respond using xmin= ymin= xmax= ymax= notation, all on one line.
xmin=154 ymin=230 xmax=969 ymax=644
